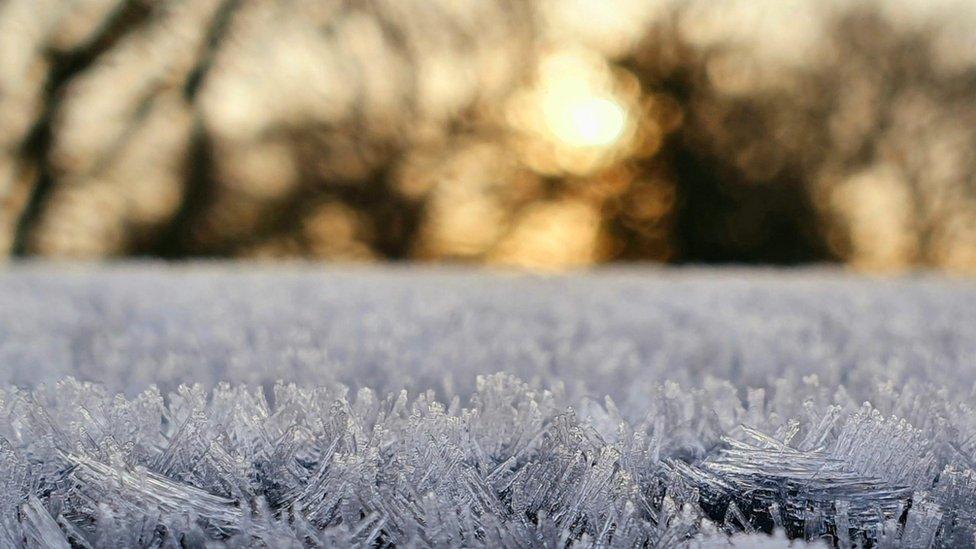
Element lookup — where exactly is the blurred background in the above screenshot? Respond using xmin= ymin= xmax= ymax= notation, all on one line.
xmin=1 ymin=0 xmax=975 ymax=272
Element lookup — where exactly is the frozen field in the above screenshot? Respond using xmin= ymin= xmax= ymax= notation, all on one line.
xmin=1 ymin=265 xmax=975 ymax=547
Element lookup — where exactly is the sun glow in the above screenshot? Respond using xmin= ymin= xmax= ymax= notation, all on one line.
xmin=505 ymin=49 xmax=636 ymax=174
xmin=542 ymin=93 xmax=627 ymax=148
xmin=536 ymin=51 xmax=629 ymax=149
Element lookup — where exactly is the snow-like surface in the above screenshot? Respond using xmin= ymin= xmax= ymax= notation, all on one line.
xmin=2 ymin=264 xmax=975 ymax=402
xmin=1 ymin=264 xmax=975 ymax=547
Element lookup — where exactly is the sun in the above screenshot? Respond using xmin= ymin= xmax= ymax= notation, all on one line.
xmin=505 ymin=48 xmax=635 ymax=174
xmin=536 ymin=53 xmax=629 ymax=149
xmin=545 ymin=94 xmax=627 ymax=148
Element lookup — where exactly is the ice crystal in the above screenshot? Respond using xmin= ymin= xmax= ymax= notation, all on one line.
xmin=0 ymin=372 xmax=971 ymax=547
xmin=0 ymin=266 xmax=973 ymax=547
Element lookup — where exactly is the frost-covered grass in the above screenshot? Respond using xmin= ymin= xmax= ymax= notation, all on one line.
xmin=1 ymin=264 xmax=975 ymax=547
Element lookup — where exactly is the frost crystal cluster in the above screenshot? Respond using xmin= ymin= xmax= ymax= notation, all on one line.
xmin=0 ymin=266 xmax=975 ymax=547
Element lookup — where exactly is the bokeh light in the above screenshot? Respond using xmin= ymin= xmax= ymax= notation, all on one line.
xmin=536 ymin=54 xmax=628 ymax=149
xmin=547 ymin=95 xmax=626 ymax=149
xmin=506 ymin=48 xmax=640 ymax=176
xmin=0 ymin=0 xmax=974 ymax=273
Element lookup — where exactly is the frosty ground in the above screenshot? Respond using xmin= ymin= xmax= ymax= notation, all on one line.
xmin=1 ymin=265 xmax=974 ymax=547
